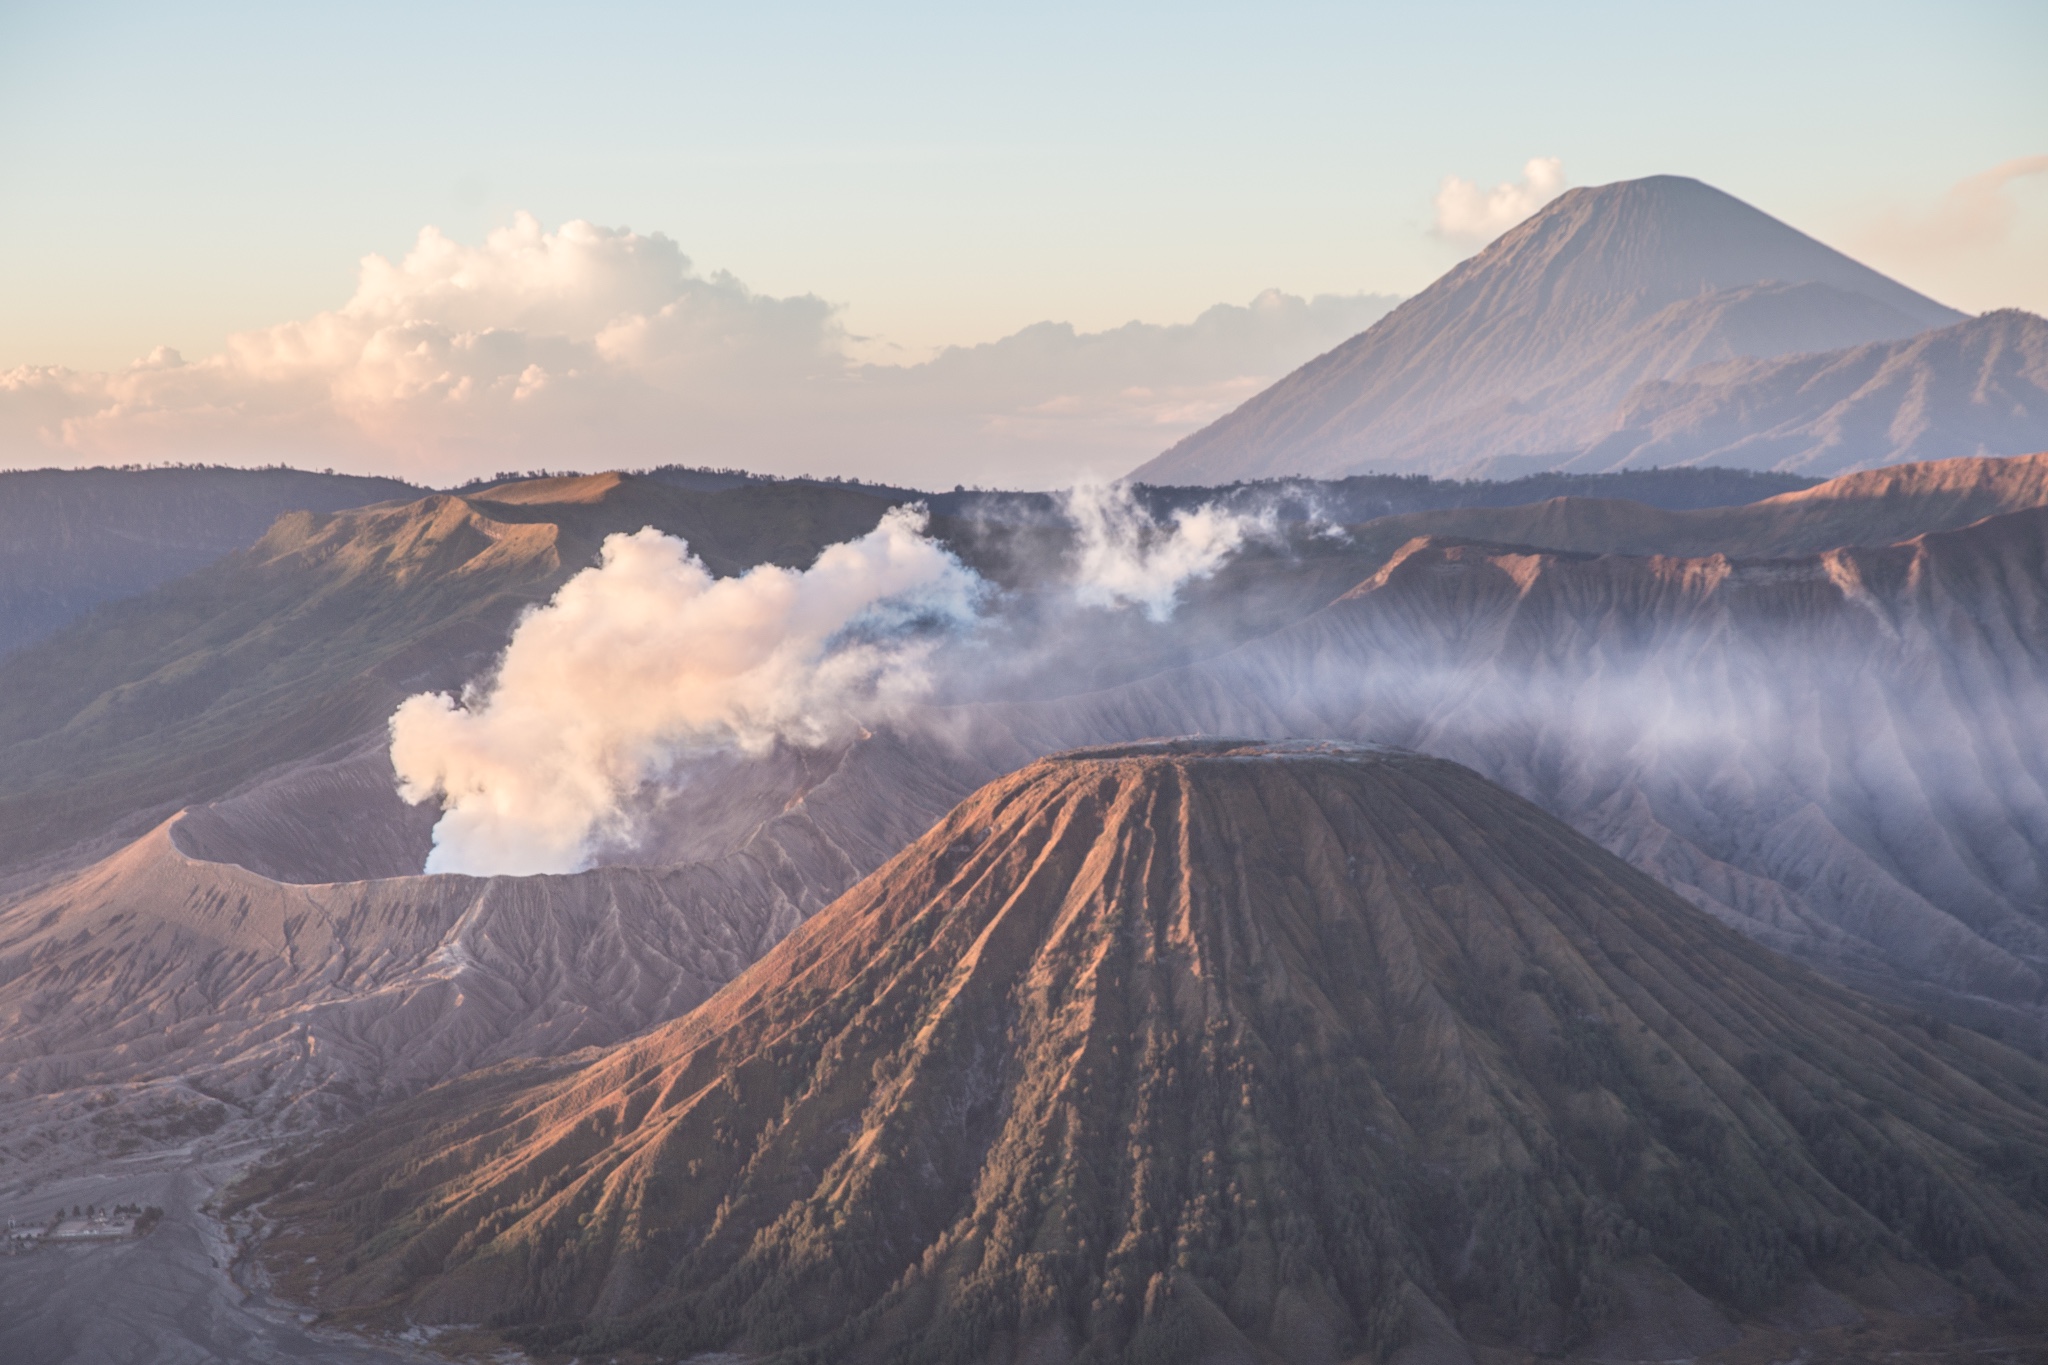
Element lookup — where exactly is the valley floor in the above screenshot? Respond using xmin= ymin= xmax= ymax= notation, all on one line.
xmin=0 ymin=1142 xmax=430 ymax=1365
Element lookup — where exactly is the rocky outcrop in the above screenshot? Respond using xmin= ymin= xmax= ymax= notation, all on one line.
xmin=1340 ymin=451 xmax=2048 ymax=561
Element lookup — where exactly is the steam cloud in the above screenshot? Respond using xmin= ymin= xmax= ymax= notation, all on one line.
xmin=1061 ymin=481 xmax=1278 ymax=620
xmin=1433 ymin=157 xmax=1567 ymax=243
xmin=390 ymin=505 xmax=983 ymax=875
xmin=388 ymin=483 xmax=1296 ymax=874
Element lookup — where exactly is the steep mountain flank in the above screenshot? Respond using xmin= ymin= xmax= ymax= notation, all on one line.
xmin=0 ymin=465 xmax=418 ymax=658
xmin=983 ymin=503 xmax=2048 ymax=1043
xmin=247 ymin=743 xmax=2048 ymax=1363
xmin=1135 ymin=176 xmax=1963 ymax=483
xmin=1580 ymin=309 xmax=2048 ymax=473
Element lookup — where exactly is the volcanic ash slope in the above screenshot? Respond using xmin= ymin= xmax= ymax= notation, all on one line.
xmin=249 ymin=741 xmax=2048 ymax=1363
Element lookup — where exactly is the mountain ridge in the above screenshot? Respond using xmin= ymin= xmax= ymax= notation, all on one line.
xmin=1576 ymin=308 xmax=2048 ymax=473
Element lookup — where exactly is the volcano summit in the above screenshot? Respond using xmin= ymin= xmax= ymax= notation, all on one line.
xmin=1133 ymin=176 xmax=2048 ymax=483
xmin=246 ymin=740 xmax=2048 ymax=1363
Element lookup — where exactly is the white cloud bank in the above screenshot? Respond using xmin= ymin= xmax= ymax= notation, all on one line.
xmin=390 ymin=505 xmax=983 ymax=874
xmin=0 ymin=214 xmax=1397 ymax=489
xmin=1433 ymin=157 xmax=1567 ymax=244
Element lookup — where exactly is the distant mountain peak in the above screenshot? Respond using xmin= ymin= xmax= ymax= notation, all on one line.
xmin=1468 ymin=175 xmax=1959 ymax=314
xmin=1134 ymin=175 xmax=1975 ymax=484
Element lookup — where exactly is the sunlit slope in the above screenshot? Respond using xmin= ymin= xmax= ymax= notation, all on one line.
xmin=0 ymin=475 xmax=897 ymax=869
xmin=247 ymin=743 xmax=2048 ymax=1361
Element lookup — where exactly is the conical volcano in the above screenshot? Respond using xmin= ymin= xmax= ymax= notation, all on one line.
xmin=1134 ymin=175 xmax=1964 ymax=483
xmin=249 ymin=741 xmax=2048 ymax=1362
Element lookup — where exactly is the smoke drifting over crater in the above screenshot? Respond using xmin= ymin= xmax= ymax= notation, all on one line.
xmin=388 ymin=485 xmax=1293 ymax=875
xmin=389 ymin=505 xmax=983 ymax=875
xmin=1060 ymin=480 xmax=1279 ymax=620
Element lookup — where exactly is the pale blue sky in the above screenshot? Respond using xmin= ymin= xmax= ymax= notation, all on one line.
xmin=3 ymin=0 xmax=2042 ymax=373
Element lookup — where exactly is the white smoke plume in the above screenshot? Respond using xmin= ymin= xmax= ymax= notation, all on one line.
xmin=1060 ymin=481 xmax=1279 ymax=621
xmin=389 ymin=505 xmax=983 ymax=875
xmin=1433 ymin=157 xmax=1567 ymax=243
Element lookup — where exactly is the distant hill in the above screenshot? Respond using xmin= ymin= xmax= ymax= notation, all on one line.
xmin=1577 ymin=308 xmax=2048 ymax=473
xmin=1135 ymin=175 xmax=1969 ymax=484
xmin=243 ymin=742 xmax=2048 ymax=1361
xmin=1130 ymin=464 xmax=1817 ymax=526
xmin=0 ymin=465 xmax=419 ymax=656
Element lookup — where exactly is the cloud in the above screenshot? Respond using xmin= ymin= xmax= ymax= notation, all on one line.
xmin=389 ymin=505 xmax=984 ymax=875
xmin=1060 ymin=480 xmax=1277 ymax=621
xmin=1865 ymin=155 xmax=2048 ymax=255
xmin=1432 ymin=157 xmax=1567 ymax=244
xmin=839 ymin=289 xmax=1398 ymax=486
xmin=0 ymin=215 xmax=1398 ymax=489
xmin=0 ymin=214 xmax=842 ymax=479
xmin=1850 ymin=156 xmax=2048 ymax=315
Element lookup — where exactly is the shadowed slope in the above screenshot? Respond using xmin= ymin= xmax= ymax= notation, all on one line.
xmin=249 ymin=743 xmax=2048 ymax=1363
xmin=1580 ymin=310 xmax=2048 ymax=474
xmin=965 ymin=452 xmax=2048 ymax=711
xmin=0 ymin=494 xmax=563 ymax=871
xmin=0 ymin=465 xmax=419 ymax=657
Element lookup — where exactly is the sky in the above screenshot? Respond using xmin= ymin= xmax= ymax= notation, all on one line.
xmin=0 ymin=0 xmax=2042 ymax=488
